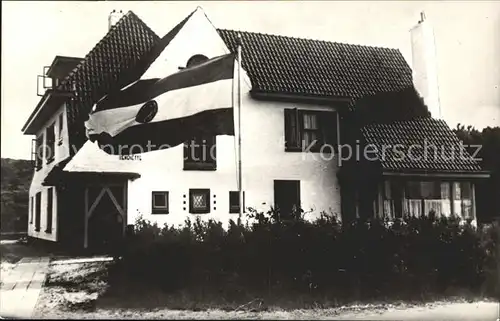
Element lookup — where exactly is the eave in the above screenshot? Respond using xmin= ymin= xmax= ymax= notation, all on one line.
xmin=250 ymin=90 xmax=352 ymax=108
xmin=22 ymin=89 xmax=74 ymax=135
xmin=382 ymin=169 xmax=491 ymax=179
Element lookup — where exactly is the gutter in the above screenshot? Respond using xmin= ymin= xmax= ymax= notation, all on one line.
xmin=22 ymin=90 xmax=53 ymax=133
xmin=22 ymin=89 xmax=74 ymax=135
xmin=250 ymin=90 xmax=352 ymax=107
xmin=382 ymin=169 xmax=491 ymax=179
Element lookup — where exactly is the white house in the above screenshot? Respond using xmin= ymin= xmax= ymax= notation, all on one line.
xmin=22 ymin=8 xmax=488 ymax=251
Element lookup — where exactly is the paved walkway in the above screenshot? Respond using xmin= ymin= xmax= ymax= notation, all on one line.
xmin=0 ymin=257 xmax=50 ymax=318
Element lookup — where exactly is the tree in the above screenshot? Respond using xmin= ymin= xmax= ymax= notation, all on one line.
xmin=453 ymin=125 xmax=500 ymax=223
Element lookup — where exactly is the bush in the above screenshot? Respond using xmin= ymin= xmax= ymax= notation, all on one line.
xmin=114 ymin=211 xmax=498 ymax=305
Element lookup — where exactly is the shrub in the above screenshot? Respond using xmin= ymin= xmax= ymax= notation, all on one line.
xmin=114 ymin=211 xmax=497 ymax=304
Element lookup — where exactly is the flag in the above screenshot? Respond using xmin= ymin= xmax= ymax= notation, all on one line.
xmin=85 ymin=53 xmax=236 ymax=155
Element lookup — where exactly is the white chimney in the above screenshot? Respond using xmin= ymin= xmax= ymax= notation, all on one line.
xmin=410 ymin=12 xmax=441 ymax=119
xmin=108 ymin=10 xmax=124 ymax=30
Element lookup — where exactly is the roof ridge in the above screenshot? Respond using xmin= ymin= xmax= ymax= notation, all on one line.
xmin=217 ymin=28 xmax=401 ymax=52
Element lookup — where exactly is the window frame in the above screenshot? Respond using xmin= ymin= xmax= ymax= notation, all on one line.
xmin=284 ymin=108 xmax=337 ymax=153
xmin=151 ymin=191 xmax=169 ymax=214
xmin=229 ymin=191 xmax=245 ymax=214
xmin=189 ymin=189 xmax=211 ymax=214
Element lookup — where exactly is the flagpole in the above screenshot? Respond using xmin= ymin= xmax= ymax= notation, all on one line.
xmin=237 ymin=34 xmax=243 ymax=221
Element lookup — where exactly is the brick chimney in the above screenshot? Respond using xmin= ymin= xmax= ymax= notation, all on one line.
xmin=410 ymin=12 xmax=441 ymax=119
xmin=108 ymin=9 xmax=124 ymax=30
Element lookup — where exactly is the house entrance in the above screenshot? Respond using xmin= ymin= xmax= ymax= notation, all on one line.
xmin=84 ymin=184 xmax=126 ymax=251
xmin=274 ymin=180 xmax=301 ymax=218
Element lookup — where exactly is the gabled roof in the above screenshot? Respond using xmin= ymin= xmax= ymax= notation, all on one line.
xmin=361 ymin=118 xmax=484 ymax=173
xmin=58 ymin=11 xmax=161 ymax=152
xmin=217 ymin=29 xmax=413 ymax=100
xmin=59 ymin=11 xmax=160 ymax=102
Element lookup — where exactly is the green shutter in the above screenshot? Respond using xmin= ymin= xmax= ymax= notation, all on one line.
xmin=320 ymin=111 xmax=338 ymax=149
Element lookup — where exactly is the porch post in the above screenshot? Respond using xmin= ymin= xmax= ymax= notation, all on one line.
xmin=84 ymin=187 xmax=88 ymax=249
xmin=471 ymin=182 xmax=476 ymax=221
xmin=450 ymin=182 xmax=455 ymax=217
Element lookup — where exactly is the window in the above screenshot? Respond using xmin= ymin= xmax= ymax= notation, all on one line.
xmin=284 ymin=108 xmax=337 ymax=152
xmin=186 ymin=54 xmax=209 ymax=68
xmin=35 ymin=134 xmax=44 ymax=170
xmin=46 ymin=188 xmax=53 ymax=233
xmin=35 ymin=192 xmax=41 ymax=231
xmin=229 ymin=191 xmax=245 ymax=214
xmin=58 ymin=113 xmax=64 ymax=144
xmin=184 ymin=135 xmax=216 ymax=170
xmin=453 ymin=182 xmax=473 ymax=219
xmin=189 ymin=189 xmax=210 ymax=214
xmin=152 ymin=191 xmax=169 ymax=214
xmin=46 ymin=122 xmax=55 ymax=164
xmin=406 ymin=181 xmax=443 ymax=199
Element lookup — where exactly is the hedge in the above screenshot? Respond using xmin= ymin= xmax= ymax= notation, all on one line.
xmin=113 ymin=209 xmax=498 ymax=305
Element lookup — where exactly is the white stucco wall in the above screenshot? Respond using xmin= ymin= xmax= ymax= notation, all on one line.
xmin=28 ymin=103 xmax=69 ymax=241
xmin=64 ymin=8 xmax=342 ymax=229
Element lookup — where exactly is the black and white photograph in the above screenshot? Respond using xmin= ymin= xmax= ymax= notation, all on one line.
xmin=1 ymin=0 xmax=499 ymax=319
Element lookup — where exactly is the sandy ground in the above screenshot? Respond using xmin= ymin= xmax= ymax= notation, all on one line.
xmin=34 ymin=301 xmax=500 ymax=320
xmin=33 ymin=260 xmax=500 ymax=320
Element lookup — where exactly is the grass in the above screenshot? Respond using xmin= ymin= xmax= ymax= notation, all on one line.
xmin=33 ymin=259 xmax=498 ymax=319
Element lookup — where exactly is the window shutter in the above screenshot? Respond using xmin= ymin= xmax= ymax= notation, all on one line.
xmin=320 ymin=111 xmax=338 ymax=149
xmin=284 ymin=108 xmax=299 ymax=150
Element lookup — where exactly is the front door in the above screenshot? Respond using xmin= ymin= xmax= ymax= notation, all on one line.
xmin=274 ymin=180 xmax=301 ymax=218
xmin=85 ymin=184 xmax=126 ymax=251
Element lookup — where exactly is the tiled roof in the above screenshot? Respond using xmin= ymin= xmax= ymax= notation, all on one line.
xmin=217 ymin=29 xmax=413 ymax=99
xmin=361 ymin=118 xmax=483 ymax=173
xmin=59 ymin=11 xmax=161 ymax=152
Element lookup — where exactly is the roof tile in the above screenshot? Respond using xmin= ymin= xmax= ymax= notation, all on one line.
xmin=361 ymin=118 xmax=483 ymax=173
xmin=218 ymin=29 xmax=413 ymax=99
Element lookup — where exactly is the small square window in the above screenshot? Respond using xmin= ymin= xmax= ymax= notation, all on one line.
xmin=189 ymin=189 xmax=210 ymax=214
xmin=229 ymin=191 xmax=245 ymax=213
xmin=152 ymin=191 xmax=169 ymax=214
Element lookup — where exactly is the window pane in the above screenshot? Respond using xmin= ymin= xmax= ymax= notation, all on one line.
xmin=193 ymin=193 xmax=207 ymax=209
xmin=418 ymin=181 xmax=441 ymax=199
xmin=460 ymin=182 xmax=472 ymax=199
xmin=302 ymin=131 xmax=318 ymax=148
xmin=384 ymin=181 xmax=392 ymax=199
xmin=440 ymin=182 xmax=450 ymax=200
xmin=406 ymin=181 xmax=421 ymax=199
xmin=303 ymin=113 xmax=318 ymax=129
xmin=153 ymin=194 xmax=166 ymax=207
xmin=453 ymin=182 xmax=461 ymax=200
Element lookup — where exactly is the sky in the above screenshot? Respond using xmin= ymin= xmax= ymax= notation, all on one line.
xmin=2 ymin=1 xmax=499 ymax=160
